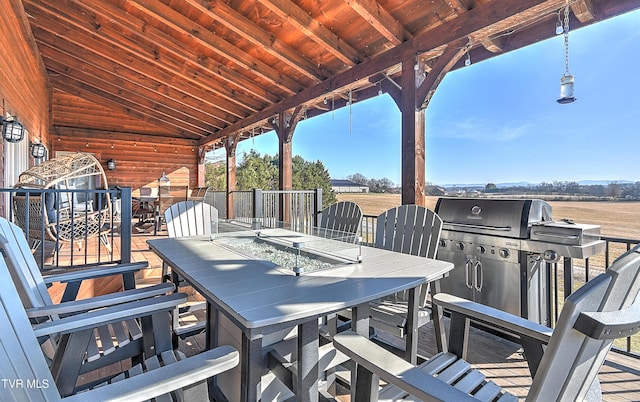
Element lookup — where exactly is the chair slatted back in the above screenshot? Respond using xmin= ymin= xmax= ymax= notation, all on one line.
xmin=0 ymin=257 xmax=61 ymax=401
xmin=375 ymin=205 xmax=442 ymax=259
xmin=0 ymin=218 xmax=53 ymax=310
xmin=164 ymin=201 xmax=218 ymax=238
xmin=157 ymin=186 xmax=189 ymax=217
xmin=528 ymin=246 xmax=640 ymax=401
xmin=319 ymin=201 xmax=363 ymax=235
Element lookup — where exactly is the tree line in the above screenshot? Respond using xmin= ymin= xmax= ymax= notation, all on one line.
xmin=482 ymin=181 xmax=640 ymax=199
xmin=204 ymin=150 xmax=337 ymax=207
xmin=346 ymin=173 xmax=397 ymax=193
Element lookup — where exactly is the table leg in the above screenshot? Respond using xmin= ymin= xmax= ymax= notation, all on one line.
xmin=240 ymin=333 xmax=263 ymax=402
xmin=350 ymin=303 xmax=371 ymax=401
xmin=206 ymin=303 xmax=222 ymax=398
xmin=405 ymin=286 xmax=419 ymax=364
xmin=297 ymin=320 xmax=319 ymax=402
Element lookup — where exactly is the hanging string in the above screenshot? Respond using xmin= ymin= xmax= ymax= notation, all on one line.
xmin=348 ymin=89 xmax=353 ymax=136
xmin=563 ymin=0 xmax=571 ymax=75
xmin=331 ymin=93 xmax=335 ymax=120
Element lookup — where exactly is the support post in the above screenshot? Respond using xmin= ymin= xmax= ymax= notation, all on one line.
xmin=197 ymin=146 xmax=206 ymax=187
xmin=396 ymin=41 xmax=468 ymax=205
xmin=273 ymin=108 xmax=304 ymax=223
xmin=252 ymin=188 xmax=263 ymax=222
xmin=314 ymin=188 xmax=323 ymax=227
xmin=225 ymin=135 xmax=238 ymax=220
xmin=400 ymin=57 xmax=426 ymax=206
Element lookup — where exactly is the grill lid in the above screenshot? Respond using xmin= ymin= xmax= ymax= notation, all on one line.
xmin=434 ymin=198 xmax=552 ymax=238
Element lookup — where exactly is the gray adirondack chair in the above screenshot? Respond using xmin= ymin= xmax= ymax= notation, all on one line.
xmin=0 ymin=217 xmax=179 ymax=397
xmin=0 ymin=256 xmax=239 ymax=402
xmin=334 ymin=244 xmax=640 ymax=401
xmin=163 ymin=200 xmax=218 ymax=339
xmin=318 ymin=201 xmax=363 ymax=241
xmin=164 ymin=200 xmax=218 ymax=239
xmin=370 ymin=205 xmax=442 ymax=338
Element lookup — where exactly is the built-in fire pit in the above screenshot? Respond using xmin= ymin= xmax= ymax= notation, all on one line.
xmin=215 ymin=227 xmax=362 ymax=275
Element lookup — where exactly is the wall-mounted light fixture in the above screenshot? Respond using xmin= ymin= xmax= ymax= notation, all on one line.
xmin=30 ymin=142 xmax=46 ymax=158
xmin=2 ymin=116 xmax=25 ymax=143
xmin=107 ymin=159 xmax=116 ymax=171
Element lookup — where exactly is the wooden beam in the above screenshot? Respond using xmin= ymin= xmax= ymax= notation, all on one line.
xmin=256 ymin=0 xmax=362 ymax=65
xmin=127 ymin=0 xmax=302 ymax=95
xmin=482 ymin=36 xmax=505 ymax=53
xmin=416 ymin=38 xmax=470 ymax=110
xmin=571 ymin=0 xmax=596 ymax=22
xmin=185 ymin=0 xmax=325 ymax=82
xmin=53 ymin=126 xmax=197 ymax=145
xmin=346 ymin=0 xmax=411 ymax=45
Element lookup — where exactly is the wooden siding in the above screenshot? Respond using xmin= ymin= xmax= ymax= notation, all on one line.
xmin=52 ymin=127 xmax=200 ymax=190
xmin=0 ymin=0 xmax=50 ymax=216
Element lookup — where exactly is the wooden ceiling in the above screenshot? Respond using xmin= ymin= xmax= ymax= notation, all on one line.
xmin=23 ymin=0 xmax=640 ymax=150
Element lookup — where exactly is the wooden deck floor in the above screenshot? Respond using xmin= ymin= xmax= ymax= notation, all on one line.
xmin=67 ymin=226 xmax=640 ymax=400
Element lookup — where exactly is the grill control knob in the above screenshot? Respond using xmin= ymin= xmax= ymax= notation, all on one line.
xmin=499 ymin=248 xmax=510 ymax=258
xmin=456 ymin=242 xmax=465 ymax=251
xmin=476 ymin=245 xmax=486 ymax=254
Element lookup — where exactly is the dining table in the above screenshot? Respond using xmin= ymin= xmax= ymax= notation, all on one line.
xmin=147 ymin=227 xmax=453 ymax=402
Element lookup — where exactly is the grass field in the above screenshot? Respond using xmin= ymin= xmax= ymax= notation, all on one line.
xmin=337 ymin=193 xmax=640 ymax=240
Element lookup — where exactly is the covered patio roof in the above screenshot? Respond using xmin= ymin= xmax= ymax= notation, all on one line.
xmin=23 ymin=0 xmax=639 ymax=149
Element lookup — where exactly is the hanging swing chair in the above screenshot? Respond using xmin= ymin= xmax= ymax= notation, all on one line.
xmin=12 ymin=152 xmax=112 ymax=255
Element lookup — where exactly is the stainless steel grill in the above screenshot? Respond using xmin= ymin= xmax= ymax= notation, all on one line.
xmin=434 ymin=197 xmax=605 ymax=326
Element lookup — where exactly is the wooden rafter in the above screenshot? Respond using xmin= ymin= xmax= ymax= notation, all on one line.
xmin=50 ymin=76 xmax=197 ymax=139
xmin=37 ymin=42 xmax=225 ymax=132
xmin=126 ymin=0 xmax=302 ymax=95
xmin=184 ymin=0 xmax=325 ymax=82
xmin=256 ymin=0 xmax=362 ymax=65
xmin=346 ymin=0 xmax=411 ymax=45
xmin=24 ymin=0 xmax=262 ymax=123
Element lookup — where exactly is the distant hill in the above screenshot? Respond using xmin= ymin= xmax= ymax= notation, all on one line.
xmin=439 ymin=180 xmax=636 ymax=189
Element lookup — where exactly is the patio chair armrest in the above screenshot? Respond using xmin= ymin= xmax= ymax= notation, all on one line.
xmin=33 ymin=293 xmax=187 ymax=338
xmin=433 ymin=293 xmax=553 ymax=343
xmin=333 ymin=331 xmax=476 ymax=401
xmin=574 ymin=297 xmax=640 ymax=340
xmin=26 ymin=283 xmax=175 ymax=318
xmin=64 ymin=346 xmax=239 ymax=402
xmin=42 ymin=261 xmax=149 ymax=284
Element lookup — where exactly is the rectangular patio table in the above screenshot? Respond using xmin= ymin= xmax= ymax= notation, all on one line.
xmin=147 ymin=228 xmax=453 ymax=402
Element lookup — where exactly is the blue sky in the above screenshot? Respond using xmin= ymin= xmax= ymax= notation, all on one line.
xmin=212 ymin=9 xmax=640 ymax=186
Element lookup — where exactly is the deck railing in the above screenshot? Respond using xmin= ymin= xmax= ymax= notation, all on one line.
xmin=0 ymin=187 xmax=132 ymax=270
xmin=208 ymin=189 xmax=323 ymax=230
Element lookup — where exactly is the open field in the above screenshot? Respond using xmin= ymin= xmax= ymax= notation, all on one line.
xmin=337 ymin=193 xmax=640 ymax=241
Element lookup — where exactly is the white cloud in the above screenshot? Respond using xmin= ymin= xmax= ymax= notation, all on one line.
xmin=435 ymin=118 xmax=531 ymax=141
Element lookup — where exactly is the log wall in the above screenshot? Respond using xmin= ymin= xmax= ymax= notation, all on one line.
xmin=53 ymin=127 xmax=201 ymax=192
xmin=0 ymin=0 xmax=51 ymax=214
